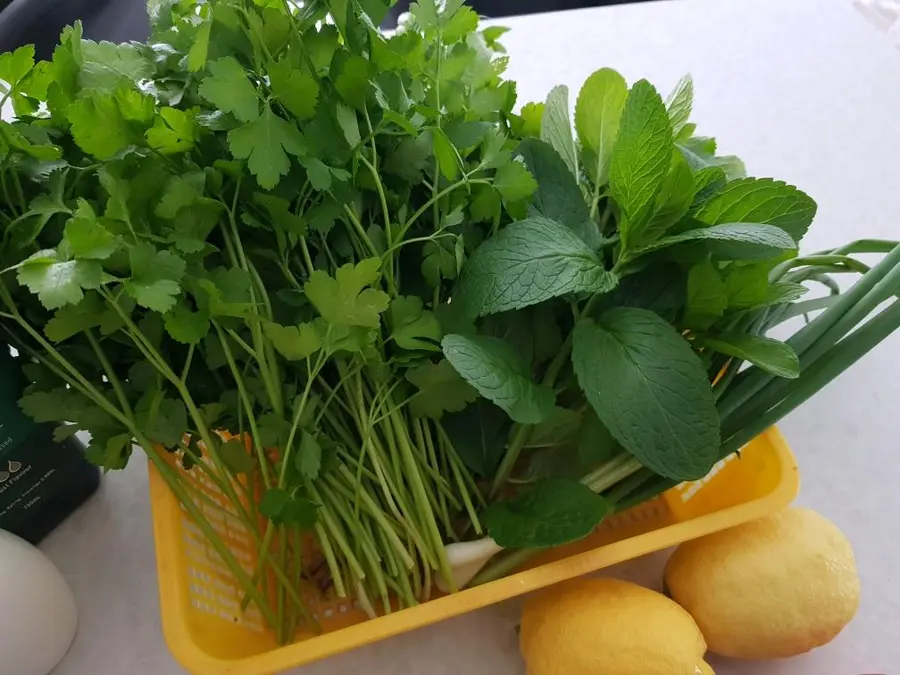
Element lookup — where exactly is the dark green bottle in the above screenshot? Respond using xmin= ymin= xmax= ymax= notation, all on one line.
xmin=0 ymin=348 xmax=100 ymax=544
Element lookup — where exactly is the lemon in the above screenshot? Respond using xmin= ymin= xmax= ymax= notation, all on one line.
xmin=520 ymin=577 xmax=713 ymax=675
xmin=665 ymin=507 xmax=860 ymax=659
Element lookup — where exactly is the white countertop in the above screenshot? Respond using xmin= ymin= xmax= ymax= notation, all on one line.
xmin=40 ymin=0 xmax=900 ymax=673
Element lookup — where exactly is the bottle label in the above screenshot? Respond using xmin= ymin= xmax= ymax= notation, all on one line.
xmin=0 ymin=354 xmax=78 ymax=533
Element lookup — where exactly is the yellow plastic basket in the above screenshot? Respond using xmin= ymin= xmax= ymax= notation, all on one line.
xmin=148 ymin=427 xmax=798 ymax=674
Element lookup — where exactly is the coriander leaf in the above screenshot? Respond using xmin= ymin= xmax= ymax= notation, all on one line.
xmin=335 ymin=103 xmax=361 ymax=147
xmin=442 ymin=5 xmax=478 ymax=42
xmin=79 ymin=41 xmax=152 ymax=93
xmin=187 ymin=20 xmax=211 ymax=71
xmin=145 ymin=107 xmax=199 ymax=155
xmin=665 ymin=74 xmax=693 ymax=135
xmin=260 ymin=488 xmax=317 ymax=527
xmin=388 ymin=296 xmax=442 ymax=351
xmin=227 ymin=104 xmax=305 ymax=189
xmin=164 ymin=304 xmax=210 ymax=345
xmin=575 ymin=68 xmax=627 ymax=186
xmin=305 ymin=258 xmax=390 ymax=328
xmin=442 ymin=333 xmax=555 ymax=425
xmin=493 ymin=158 xmax=537 ymax=202
xmin=684 ymin=260 xmax=727 ymax=329
xmin=67 ymin=93 xmax=133 ymax=159
xmin=334 ymin=55 xmax=370 ymax=109
xmin=540 ymin=85 xmax=578 ymax=176
xmin=694 ymin=177 xmax=817 ymax=242
xmin=632 ymin=222 xmax=798 ymax=261
xmin=572 ymin=309 xmax=719 ymax=480
xmin=484 ymin=477 xmax=611 ymax=548
xmin=198 ymin=56 xmax=259 ymax=122
xmin=17 ymin=250 xmax=104 ymax=310
xmin=0 ymin=45 xmax=34 ymax=90
xmin=220 ymin=438 xmax=255 ymax=474
xmin=511 ymin=101 xmax=544 ymax=138
xmin=610 ymin=80 xmax=674 ymax=241
xmin=442 ymin=399 xmax=510 ymax=478
xmin=62 ymin=200 xmax=117 ymax=260
xmin=155 ymin=174 xmax=203 ymax=220
xmin=296 ymin=431 xmax=322 ymax=481
xmin=516 ymin=138 xmax=600 ymax=249
xmin=696 ymin=333 xmax=799 ymax=379
xmin=136 ymin=397 xmax=187 ymax=449
xmin=406 ymin=359 xmax=478 ymax=418
xmin=269 ymin=58 xmax=319 ymax=120
xmin=44 ymin=293 xmax=105 ymax=342
xmin=264 ymin=322 xmax=321 ymax=360
xmin=432 ymin=128 xmax=459 ymax=180
xmin=125 ymin=243 xmax=185 ymax=313
xmin=454 ymin=216 xmax=616 ymax=318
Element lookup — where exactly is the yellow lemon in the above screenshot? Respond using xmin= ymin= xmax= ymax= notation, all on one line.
xmin=665 ymin=507 xmax=860 ymax=659
xmin=520 ymin=577 xmax=713 ymax=675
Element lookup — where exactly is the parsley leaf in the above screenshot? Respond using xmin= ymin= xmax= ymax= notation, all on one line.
xmin=406 ymin=359 xmax=479 ymax=419
xmin=305 ymin=258 xmax=390 ymax=328
xmin=125 ymin=243 xmax=185 ymax=313
xmin=198 ymin=56 xmax=260 ymax=122
xmin=227 ymin=104 xmax=305 ymax=189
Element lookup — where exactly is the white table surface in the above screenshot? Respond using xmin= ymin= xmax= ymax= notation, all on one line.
xmin=40 ymin=0 xmax=900 ymax=673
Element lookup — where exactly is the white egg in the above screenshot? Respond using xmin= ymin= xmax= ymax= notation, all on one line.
xmin=0 ymin=531 xmax=78 ymax=675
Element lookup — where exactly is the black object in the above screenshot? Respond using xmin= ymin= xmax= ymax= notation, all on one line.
xmin=0 ymin=349 xmax=100 ymax=544
xmin=0 ymin=0 xmax=149 ymax=58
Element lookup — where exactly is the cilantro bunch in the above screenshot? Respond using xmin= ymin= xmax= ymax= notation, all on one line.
xmin=1 ymin=0 xmax=898 ymax=642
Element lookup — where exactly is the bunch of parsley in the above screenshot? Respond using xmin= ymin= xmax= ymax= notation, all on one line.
xmin=1 ymin=0 xmax=898 ymax=640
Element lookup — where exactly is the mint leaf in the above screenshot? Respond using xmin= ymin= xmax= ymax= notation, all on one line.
xmin=388 ymin=296 xmax=442 ymax=351
xmin=694 ymin=177 xmax=817 ymax=242
xmin=227 ymin=104 xmax=305 ymax=189
xmin=484 ymin=477 xmax=611 ymax=548
xmin=269 ymin=58 xmax=319 ymax=120
xmin=516 ymin=138 xmax=599 ymax=249
xmin=665 ymin=74 xmax=693 ymax=135
xmin=540 ymin=85 xmax=578 ymax=176
xmin=17 ymin=250 xmax=104 ymax=310
xmin=575 ymin=68 xmax=627 ymax=186
xmin=684 ymin=260 xmax=727 ymax=329
xmin=723 ymin=263 xmax=769 ymax=309
xmin=296 ymin=431 xmax=322 ymax=481
xmin=145 ymin=107 xmax=199 ymax=155
xmin=406 ymin=359 xmax=478 ymax=419
xmin=454 ymin=216 xmax=616 ymax=318
xmin=634 ymin=222 xmax=797 ymax=261
xmin=442 ymin=399 xmax=510 ymax=478
xmin=125 ymin=243 xmax=185 ymax=313
xmin=493 ymin=159 xmax=537 ymax=202
xmin=198 ymin=57 xmax=259 ymax=122
xmin=637 ymin=149 xmax=695 ymax=246
xmin=572 ymin=309 xmax=719 ymax=480
xmin=610 ymin=80 xmax=674 ymax=242
xmin=305 ymin=258 xmax=390 ymax=328
xmin=696 ymin=333 xmax=799 ymax=379
xmin=264 ymin=322 xmax=321 ymax=360
xmin=442 ymin=333 xmax=555 ymax=425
